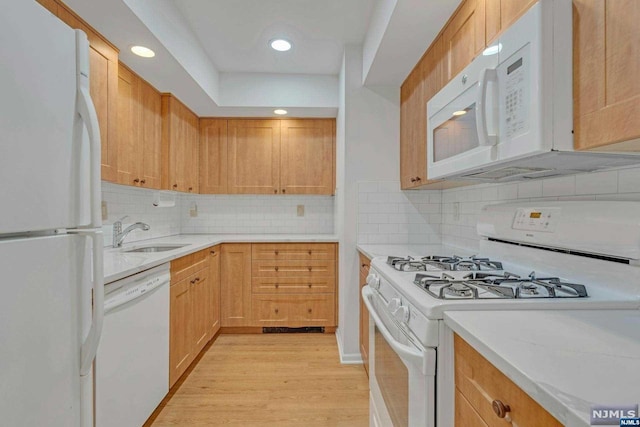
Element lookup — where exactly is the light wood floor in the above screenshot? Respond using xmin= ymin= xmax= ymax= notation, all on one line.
xmin=148 ymin=334 xmax=370 ymax=426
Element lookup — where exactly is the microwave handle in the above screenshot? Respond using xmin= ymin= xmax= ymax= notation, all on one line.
xmin=476 ymin=68 xmax=498 ymax=147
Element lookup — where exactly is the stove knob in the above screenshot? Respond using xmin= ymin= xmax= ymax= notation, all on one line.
xmin=394 ymin=305 xmax=410 ymax=323
xmin=366 ymin=273 xmax=380 ymax=290
xmin=388 ymin=298 xmax=401 ymax=312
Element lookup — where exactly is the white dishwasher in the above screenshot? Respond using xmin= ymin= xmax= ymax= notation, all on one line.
xmin=96 ymin=263 xmax=170 ymax=427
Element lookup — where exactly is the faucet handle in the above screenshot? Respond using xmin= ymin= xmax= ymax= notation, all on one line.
xmin=114 ymin=215 xmax=129 ymax=224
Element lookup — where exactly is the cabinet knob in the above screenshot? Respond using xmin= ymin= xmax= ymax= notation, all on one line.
xmin=410 ymin=178 xmax=416 ymax=183
xmin=361 ymin=263 xmax=367 ymax=268
xmin=275 ymin=284 xmax=279 ymax=289
xmin=492 ymin=400 xmax=511 ymax=419
xmin=275 ymin=308 xmax=279 ymax=314
xmin=282 ymin=189 xmax=286 ymax=193
xmin=173 ymin=184 xmax=178 ymax=189
xmin=133 ymin=178 xmax=140 ymax=183
xmin=275 ymin=251 xmax=279 ymax=256
xmin=188 ymin=187 xmax=193 ymax=192
xmin=308 ymin=284 xmax=312 ymax=288
xmin=308 ymin=250 xmax=312 ymax=255
xmin=140 ymin=179 xmax=146 ymax=184
xmin=210 ymin=250 xmax=216 ymax=255
xmin=416 ymin=177 xmax=421 ymax=182
xmin=307 ymin=309 xmax=312 ymax=314
xmin=308 ymin=267 xmax=312 ymax=272
xmin=275 ymin=266 xmax=279 ymax=272
xmin=274 ymin=189 xmax=278 ymax=194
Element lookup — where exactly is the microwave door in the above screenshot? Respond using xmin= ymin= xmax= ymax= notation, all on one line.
xmin=427 ymin=69 xmax=499 ymax=180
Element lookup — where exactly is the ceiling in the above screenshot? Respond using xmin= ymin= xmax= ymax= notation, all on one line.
xmin=173 ymin=0 xmax=375 ymax=75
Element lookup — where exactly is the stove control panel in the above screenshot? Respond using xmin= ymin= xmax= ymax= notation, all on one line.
xmin=512 ymin=207 xmax=561 ymax=233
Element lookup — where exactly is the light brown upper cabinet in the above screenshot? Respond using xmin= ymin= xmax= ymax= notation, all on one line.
xmin=161 ymin=94 xmax=199 ymax=193
xmin=443 ymin=0 xmax=485 ymax=81
xmin=37 ymin=0 xmax=119 ymax=183
xmin=400 ymin=61 xmax=426 ymax=189
xmin=199 ymin=119 xmax=228 ymax=194
xmin=485 ymin=0 xmax=536 ymax=44
xmin=116 ymin=64 xmax=162 ymax=189
xmin=228 ymin=119 xmax=336 ymax=195
xmin=280 ymin=119 xmax=335 ymax=195
xmin=228 ymin=120 xmax=282 ymax=194
xmin=573 ymin=0 xmax=640 ymax=151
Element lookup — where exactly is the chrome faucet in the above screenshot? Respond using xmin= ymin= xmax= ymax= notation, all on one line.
xmin=112 ymin=216 xmax=151 ymax=248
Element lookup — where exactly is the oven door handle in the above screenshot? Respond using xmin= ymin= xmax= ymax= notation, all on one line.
xmin=362 ymin=286 xmax=428 ymax=374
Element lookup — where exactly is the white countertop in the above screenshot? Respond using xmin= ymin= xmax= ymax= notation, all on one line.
xmin=104 ymin=234 xmax=338 ymax=283
xmin=444 ymin=310 xmax=640 ymax=427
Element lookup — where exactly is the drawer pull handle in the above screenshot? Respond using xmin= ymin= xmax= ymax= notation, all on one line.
xmin=275 ymin=266 xmax=279 ymax=272
xmin=492 ymin=400 xmax=511 ymax=419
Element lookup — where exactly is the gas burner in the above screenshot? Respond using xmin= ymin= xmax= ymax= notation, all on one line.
xmin=413 ymin=271 xmax=588 ymax=300
xmin=386 ymin=256 xmax=431 ymax=272
xmin=421 ymin=255 xmax=503 ymax=271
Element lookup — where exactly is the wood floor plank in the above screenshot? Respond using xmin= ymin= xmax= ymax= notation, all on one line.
xmin=148 ymin=334 xmax=369 ymax=427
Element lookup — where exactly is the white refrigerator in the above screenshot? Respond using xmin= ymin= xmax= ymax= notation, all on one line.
xmin=0 ymin=2 xmax=104 ymax=426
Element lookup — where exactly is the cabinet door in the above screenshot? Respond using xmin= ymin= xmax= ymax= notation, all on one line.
xmin=56 ymin=4 xmax=119 ymax=182
xmin=228 ymin=120 xmax=281 ymax=194
xmin=208 ymin=245 xmax=221 ymax=337
xmin=115 ymin=64 xmax=141 ymax=186
xmin=162 ymin=95 xmax=193 ymax=192
xmin=280 ymin=119 xmax=335 ymax=195
xmin=169 ymin=278 xmax=193 ymax=387
xmin=139 ymin=78 xmax=162 ymax=189
xmin=443 ymin=0 xmax=486 ymax=81
xmin=220 ymin=243 xmax=252 ymax=327
xmin=191 ymin=269 xmax=210 ymax=354
xmin=185 ymin=110 xmax=199 ymax=193
xmin=199 ymin=119 xmax=228 ymax=194
xmin=574 ymin=0 xmax=640 ymax=151
xmin=400 ymin=64 xmax=424 ymax=189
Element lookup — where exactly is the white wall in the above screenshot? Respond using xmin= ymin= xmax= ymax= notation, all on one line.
xmin=441 ymin=166 xmax=640 ymax=251
xmin=335 ymin=45 xmax=401 ymax=362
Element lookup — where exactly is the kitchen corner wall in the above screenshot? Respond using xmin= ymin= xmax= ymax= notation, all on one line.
xmin=357 ymin=181 xmax=441 ymax=245
xmin=101 ymin=182 xmax=334 ymax=247
xmin=441 ymin=166 xmax=640 ymax=251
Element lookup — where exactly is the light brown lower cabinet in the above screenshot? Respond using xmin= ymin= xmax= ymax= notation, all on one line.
xmin=454 ymin=334 xmax=562 ymax=426
xmin=169 ymin=247 xmax=220 ymax=387
xmin=220 ymin=243 xmax=253 ymax=327
xmin=358 ymin=252 xmax=371 ymax=376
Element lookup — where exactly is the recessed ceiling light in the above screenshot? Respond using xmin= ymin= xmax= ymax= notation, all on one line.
xmin=482 ymin=43 xmax=502 ymax=56
xmin=270 ymin=39 xmax=292 ymax=52
xmin=274 ymin=109 xmax=288 ymax=115
xmin=131 ymin=45 xmax=155 ymax=58
xmin=452 ymin=110 xmax=467 ymax=116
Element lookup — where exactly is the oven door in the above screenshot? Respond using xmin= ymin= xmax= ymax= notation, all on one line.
xmin=427 ymin=53 xmax=499 ymax=180
xmin=362 ymin=286 xmax=436 ymax=427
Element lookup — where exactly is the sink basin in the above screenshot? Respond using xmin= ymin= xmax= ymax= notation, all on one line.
xmin=123 ymin=245 xmax=187 ymax=253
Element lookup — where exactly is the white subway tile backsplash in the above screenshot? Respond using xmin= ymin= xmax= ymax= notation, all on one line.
xmin=542 ymin=176 xmax=575 ymax=197
xmin=575 ymin=171 xmax=618 ymax=195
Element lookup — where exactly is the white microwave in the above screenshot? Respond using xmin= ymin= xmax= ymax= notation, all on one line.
xmin=426 ymin=0 xmax=640 ymax=182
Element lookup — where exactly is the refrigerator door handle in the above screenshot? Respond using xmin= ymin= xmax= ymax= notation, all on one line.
xmin=71 ymin=229 xmax=104 ymax=376
xmin=75 ymin=31 xmax=102 ymax=229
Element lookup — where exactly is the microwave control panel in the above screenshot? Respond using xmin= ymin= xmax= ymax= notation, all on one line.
xmin=512 ymin=207 xmax=561 ymax=233
xmin=502 ymin=45 xmax=530 ymax=139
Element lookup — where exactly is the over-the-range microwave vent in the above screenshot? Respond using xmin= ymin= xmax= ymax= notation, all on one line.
xmin=461 ymin=167 xmax=552 ymax=181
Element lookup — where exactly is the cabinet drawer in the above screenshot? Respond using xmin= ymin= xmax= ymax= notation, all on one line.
xmin=170 ymin=248 xmax=209 ymax=283
xmin=252 ymin=276 xmax=336 ymax=294
xmin=252 ymin=260 xmax=335 ymax=277
xmin=252 ymin=243 xmax=336 ymax=260
xmin=454 ymin=334 xmax=562 ymax=427
xmin=252 ymin=294 xmax=335 ymax=327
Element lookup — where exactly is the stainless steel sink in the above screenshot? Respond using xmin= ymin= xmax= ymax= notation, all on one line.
xmin=123 ymin=245 xmax=187 ymax=253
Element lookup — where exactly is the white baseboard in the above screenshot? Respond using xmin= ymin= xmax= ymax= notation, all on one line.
xmin=335 ymin=327 xmax=364 ymax=364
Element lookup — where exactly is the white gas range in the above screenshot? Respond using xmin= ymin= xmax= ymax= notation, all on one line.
xmin=362 ymin=201 xmax=640 ymax=427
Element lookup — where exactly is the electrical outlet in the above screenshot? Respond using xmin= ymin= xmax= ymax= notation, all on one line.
xmin=101 ymin=201 xmax=108 ymax=221
xmin=189 ymin=202 xmax=198 ymax=218
xmin=453 ymin=202 xmax=460 ymax=222
xmin=297 ymin=205 xmax=305 ymax=217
